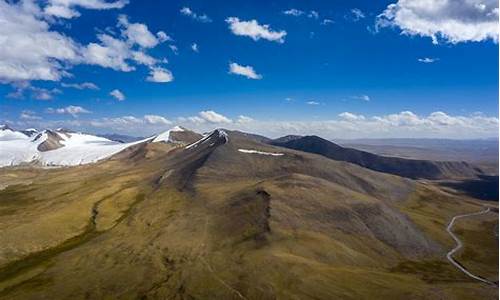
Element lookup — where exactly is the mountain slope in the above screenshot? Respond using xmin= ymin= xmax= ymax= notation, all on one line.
xmin=0 ymin=129 xmax=496 ymax=299
xmin=271 ymin=135 xmax=484 ymax=180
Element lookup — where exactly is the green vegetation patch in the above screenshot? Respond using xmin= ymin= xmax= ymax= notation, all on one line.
xmin=389 ymin=260 xmax=473 ymax=284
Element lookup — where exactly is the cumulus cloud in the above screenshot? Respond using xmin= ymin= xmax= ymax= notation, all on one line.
xmin=226 ymin=17 xmax=287 ymax=43
xmin=198 ymin=110 xmax=232 ymax=123
xmin=61 ymin=82 xmax=99 ymax=90
xmin=144 ymin=114 xmax=171 ymax=125
xmin=180 ymin=7 xmax=212 ymax=23
xmin=118 ymin=14 xmax=168 ymax=48
xmin=0 ymin=2 xmax=171 ymax=83
xmin=228 ymin=62 xmax=262 ymax=80
xmin=338 ymin=112 xmax=366 ymax=121
xmin=82 ymin=22 xmax=173 ymax=81
xmin=376 ymin=0 xmax=499 ymax=44
xmin=418 ymin=57 xmax=439 ymax=63
xmin=12 ymin=111 xmax=498 ymax=139
xmin=146 ymin=67 xmax=174 ymax=83
xmin=83 ymin=15 xmax=168 ymax=71
xmin=44 ymin=0 xmax=128 ymax=19
xmin=47 ymin=105 xmax=91 ymax=118
xmin=0 ymin=1 xmax=81 ymax=82
xmin=110 ymin=89 xmax=125 ymax=101
xmin=83 ymin=34 xmax=135 ymax=71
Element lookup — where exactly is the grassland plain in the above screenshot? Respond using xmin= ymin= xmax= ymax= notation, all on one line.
xmin=0 ymin=131 xmax=497 ymax=299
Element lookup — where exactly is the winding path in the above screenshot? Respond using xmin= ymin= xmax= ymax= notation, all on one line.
xmin=446 ymin=207 xmax=497 ymax=286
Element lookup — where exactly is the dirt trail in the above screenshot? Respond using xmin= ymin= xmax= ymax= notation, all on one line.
xmin=446 ymin=207 xmax=497 ymax=286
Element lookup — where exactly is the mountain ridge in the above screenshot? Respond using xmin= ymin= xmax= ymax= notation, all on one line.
xmin=270 ymin=135 xmax=484 ymax=180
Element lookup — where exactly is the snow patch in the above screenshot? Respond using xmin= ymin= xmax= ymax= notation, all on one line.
xmin=0 ymin=128 xmax=30 ymax=141
xmin=238 ymin=149 xmax=284 ymax=156
xmin=152 ymin=126 xmax=185 ymax=143
xmin=0 ymin=131 xmax=150 ymax=167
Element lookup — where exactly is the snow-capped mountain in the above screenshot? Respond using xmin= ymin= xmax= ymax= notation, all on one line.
xmin=0 ymin=126 xmax=148 ymax=167
xmin=0 ymin=125 xmax=203 ymax=168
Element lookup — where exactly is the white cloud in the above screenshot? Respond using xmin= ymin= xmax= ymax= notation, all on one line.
xmin=376 ymin=0 xmax=499 ymax=44
xmin=32 ymin=87 xmax=61 ymax=100
xmin=89 ymin=115 xmax=143 ymax=129
xmin=83 ymin=34 xmax=135 ymax=71
xmin=169 ymin=45 xmax=179 ymax=55
xmin=7 ymin=83 xmax=61 ymax=100
xmin=308 ymin=10 xmax=319 ymax=19
xmin=228 ymin=62 xmax=262 ymax=80
xmin=180 ymin=7 xmax=212 ymax=23
xmin=283 ymin=9 xmax=304 ymax=16
xmin=13 ymin=111 xmax=498 ymax=139
xmin=417 ymin=57 xmax=438 ymax=63
xmin=237 ymin=115 xmax=254 ymax=123
xmin=322 ymin=19 xmax=334 ymax=25
xmin=118 ymin=15 xmax=166 ymax=48
xmin=44 ymin=0 xmax=128 ymax=19
xmin=144 ymin=114 xmax=172 ymax=125
xmin=20 ymin=110 xmax=41 ymax=120
xmin=47 ymin=105 xmax=91 ymax=118
xmin=61 ymin=82 xmax=99 ymax=90
xmin=146 ymin=67 xmax=174 ymax=83
xmin=226 ymin=17 xmax=287 ymax=43
xmin=110 ymin=89 xmax=125 ymax=101
xmin=156 ymin=31 xmax=171 ymax=43
xmin=351 ymin=95 xmax=370 ymax=101
xmin=0 ymin=1 xmax=81 ymax=82
xmin=191 ymin=43 xmax=199 ymax=52
xmin=131 ymin=51 xmax=156 ymax=66
xmin=0 ymin=2 xmax=171 ymax=83
xmin=349 ymin=8 xmax=365 ymax=21
xmin=199 ymin=110 xmax=232 ymax=123
xmin=338 ymin=112 xmax=365 ymax=121
xmin=306 ymin=101 xmax=320 ymax=105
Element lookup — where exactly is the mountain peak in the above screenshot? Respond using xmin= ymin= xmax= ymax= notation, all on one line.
xmin=0 ymin=124 xmax=13 ymax=131
xmin=153 ymin=126 xmax=201 ymax=144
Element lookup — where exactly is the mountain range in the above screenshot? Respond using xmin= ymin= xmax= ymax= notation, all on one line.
xmin=0 ymin=125 xmax=497 ymax=299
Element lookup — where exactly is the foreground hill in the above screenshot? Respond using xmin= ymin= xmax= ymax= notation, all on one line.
xmin=270 ymin=135 xmax=484 ymax=180
xmin=0 ymin=128 xmax=496 ymax=299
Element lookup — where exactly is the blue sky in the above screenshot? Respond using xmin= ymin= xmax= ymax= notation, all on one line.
xmin=0 ymin=0 xmax=498 ymax=138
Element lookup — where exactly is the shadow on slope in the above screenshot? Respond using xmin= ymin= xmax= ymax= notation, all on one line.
xmin=440 ymin=175 xmax=499 ymax=201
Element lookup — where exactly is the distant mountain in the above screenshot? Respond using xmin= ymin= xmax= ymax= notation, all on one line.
xmin=97 ymin=133 xmax=144 ymax=143
xmin=0 ymin=125 xmax=201 ymax=167
xmin=271 ymin=135 xmax=484 ymax=180
xmin=338 ymin=138 xmax=499 ymax=172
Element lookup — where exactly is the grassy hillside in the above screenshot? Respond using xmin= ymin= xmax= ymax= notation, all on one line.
xmin=0 ymin=131 xmax=497 ymax=299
